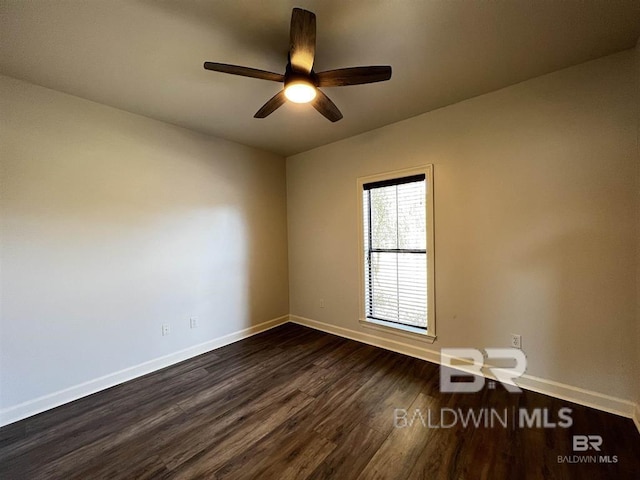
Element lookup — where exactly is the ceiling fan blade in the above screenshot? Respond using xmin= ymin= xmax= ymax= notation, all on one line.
xmin=204 ymin=62 xmax=284 ymax=82
xmin=316 ymin=66 xmax=392 ymax=87
xmin=289 ymin=8 xmax=316 ymax=73
xmin=254 ymin=90 xmax=287 ymax=118
xmin=312 ymin=89 xmax=343 ymax=122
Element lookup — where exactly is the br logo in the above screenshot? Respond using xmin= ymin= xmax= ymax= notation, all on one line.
xmin=572 ymin=435 xmax=603 ymax=452
xmin=440 ymin=348 xmax=527 ymax=393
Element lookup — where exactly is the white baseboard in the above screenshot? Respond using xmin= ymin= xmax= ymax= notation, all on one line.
xmin=292 ymin=314 xmax=444 ymax=362
xmin=4 ymin=314 xmax=638 ymax=436
xmin=0 ymin=315 xmax=289 ymax=427
xmin=290 ymin=315 xmax=638 ymax=424
xmin=516 ymin=373 xmax=636 ymax=419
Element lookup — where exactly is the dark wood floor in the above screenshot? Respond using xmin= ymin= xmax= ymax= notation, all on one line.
xmin=1 ymin=323 xmax=638 ymax=479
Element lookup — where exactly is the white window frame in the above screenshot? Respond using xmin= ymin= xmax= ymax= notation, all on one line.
xmin=357 ymin=165 xmax=436 ymax=343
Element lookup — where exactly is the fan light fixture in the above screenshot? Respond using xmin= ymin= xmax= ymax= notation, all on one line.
xmin=284 ymin=81 xmax=317 ymax=103
xmin=203 ymin=8 xmax=392 ymax=121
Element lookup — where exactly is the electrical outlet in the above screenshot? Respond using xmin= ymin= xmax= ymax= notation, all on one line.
xmin=190 ymin=317 xmax=199 ymax=329
xmin=162 ymin=323 xmax=170 ymax=336
xmin=320 ymin=299 xmax=325 ymax=308
xmin=511 ymin=334 xmax=522 ymax=349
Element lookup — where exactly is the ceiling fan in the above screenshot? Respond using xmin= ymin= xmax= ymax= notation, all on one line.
xmin=203 ymin=8 xmax=392 ymax=122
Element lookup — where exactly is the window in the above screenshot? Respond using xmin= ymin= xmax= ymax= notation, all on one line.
xmin=358 ymin=166 xmax=435 ymax=341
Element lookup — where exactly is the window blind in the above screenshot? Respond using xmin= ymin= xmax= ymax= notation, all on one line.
xmin=363 ymin=174 xmax=427 ymax=329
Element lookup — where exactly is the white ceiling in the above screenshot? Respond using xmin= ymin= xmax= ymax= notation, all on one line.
xmin=1 ymin=0 xmax=639 ymax=156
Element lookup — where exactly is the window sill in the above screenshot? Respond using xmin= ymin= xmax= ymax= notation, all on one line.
xmin=359 ymin=318 xmax=437 ymax=344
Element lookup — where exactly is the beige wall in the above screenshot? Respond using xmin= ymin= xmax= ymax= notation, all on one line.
xmin=0 ymin=75 xmax=288 ymax=410
xmin=287 ymin=50 xmax=638 ymax=401
xmin=636 ymin=40 xmax=640 ymax=412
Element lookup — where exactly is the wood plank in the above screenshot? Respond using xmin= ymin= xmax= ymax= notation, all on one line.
xmin=356 ymin=392 xmax=440 ymax=480
xmin=169 ymin=389 xmax=314 ymax=478
xmin=306 ymin=421 xmax=386 ymax=480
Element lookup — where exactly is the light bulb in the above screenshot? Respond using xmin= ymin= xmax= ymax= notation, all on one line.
xmin=284 ymin=81 xmax=317 ymax=103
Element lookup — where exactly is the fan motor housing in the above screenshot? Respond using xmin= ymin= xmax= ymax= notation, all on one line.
xmin=284 ymin=66 xmax=318 ymax=88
